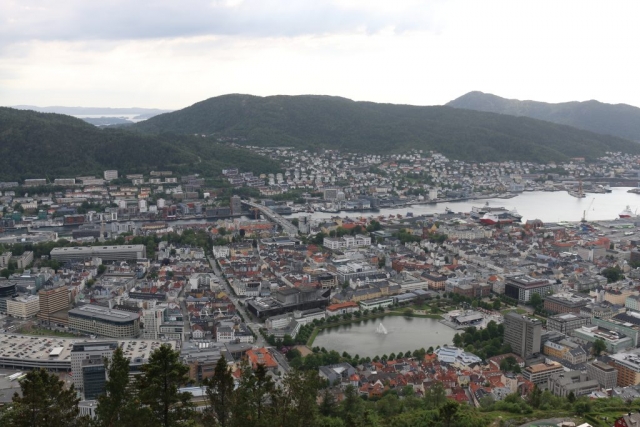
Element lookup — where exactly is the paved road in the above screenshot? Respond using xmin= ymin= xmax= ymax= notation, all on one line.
xmin=207 ymin=254 xmax=266 ymax=348
xmin=177 ymin=282 xmax=191 ymax=338
xmin=242 ymin=200 xmax=298 ymax=236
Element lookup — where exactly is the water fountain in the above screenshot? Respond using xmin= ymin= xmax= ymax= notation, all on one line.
xmin=376 ymin=322 xmax=388 ymax=335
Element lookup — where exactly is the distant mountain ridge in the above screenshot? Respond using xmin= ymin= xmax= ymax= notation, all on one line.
xmin=447 ymin=91 xmax=640 ymax=142
xmin=0 ymin=108 xmax=280 ymax=181
xmin=131 ymin=94 xmax=640 ymax=162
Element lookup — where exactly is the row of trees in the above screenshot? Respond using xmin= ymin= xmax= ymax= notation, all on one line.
xmin=0 ymin=344 xmax=324 ymax=427
xmin=1 ymin=344 xmax=192 ymax=427
xmin=4 ymin=340 xmax=634 ymax=427
xmin=264 ymin=307 xmax=389 ymax=347
xmin=451 ymin=322 xmax=510 ymax=360
xmin=285 ymin=346 xmax=432 ymax=372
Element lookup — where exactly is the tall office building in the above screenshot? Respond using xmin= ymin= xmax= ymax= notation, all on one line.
xmin=230 ymin=195 xmax=242 ymax=215
xmin=70 ymin=341 xmax=118 ymax=399
xmin=504 ymin=275 xmax=552 ymax=303
xmin=504 ymin=312 xmax=542 ymax=358
xmin=142 ymin=305 xmax=165 ymax=340
xmin=38 ymin=284 xmax=70 ymax=325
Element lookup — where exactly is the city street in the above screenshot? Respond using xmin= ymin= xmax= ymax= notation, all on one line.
xmin=207 ymin=255 xmax=266 ymax=348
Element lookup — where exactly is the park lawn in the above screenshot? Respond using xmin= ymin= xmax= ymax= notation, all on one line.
xmin=483 ymin=409 xmax=575 ymax=427
xmin=581 ymin=412 xmax=620 ymax=427
xmin=501 ymin=308 xmax=527 ymax=315
xmin=18 ymin=328 xmax=79 ymax=338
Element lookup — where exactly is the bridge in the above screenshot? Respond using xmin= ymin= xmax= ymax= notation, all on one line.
xmin=241 ymin=200 xmax=299 ymax=236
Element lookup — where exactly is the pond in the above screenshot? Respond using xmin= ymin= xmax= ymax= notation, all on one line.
xmin=312 ymin=315 xmax=456 ymax=358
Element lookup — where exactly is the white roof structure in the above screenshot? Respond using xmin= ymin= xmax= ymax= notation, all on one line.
xmin=435 ymin=346 xmax=482 ymax=365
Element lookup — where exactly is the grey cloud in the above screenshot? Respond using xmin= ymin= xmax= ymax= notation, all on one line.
xmin=0 ymin=0 xmax=438 ymax=44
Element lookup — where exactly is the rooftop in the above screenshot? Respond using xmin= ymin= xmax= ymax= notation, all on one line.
xmin=69 ymin=304 xmax=140 ymax=323
xmin=51 ymin=245 xmax=145 ymax=254
xmin=0 ymin=333 xmax=175 ymax=364
xmin=525 ymin=361 xmax=563 ymax=373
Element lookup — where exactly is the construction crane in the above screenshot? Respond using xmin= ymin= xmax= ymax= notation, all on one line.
xmin=581 ymin=198 xmax=595 ymax=222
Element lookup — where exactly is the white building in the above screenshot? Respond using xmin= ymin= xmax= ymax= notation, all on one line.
xmin=103 ymin=170 xmax=118 ymax=181
xmin=7 ymin=295 xmax=40 ymax=319
xmin=323 ymin=234 xmax=371 ymax=250
xmin=78 ymin=400 xmax=98 ymax=419
xmin=435 ymin=346 xmax=482 ymax=365
xmin=142 ymin=306 xmax=165 ymax=340
xmin=212 ymin=246 xmax=230 ymax=259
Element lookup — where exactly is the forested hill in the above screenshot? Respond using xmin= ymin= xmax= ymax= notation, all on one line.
xmin=131 ymin=94 xmax=640 ymax=162
xmin=0 ymin=108 xmax=280 ymax=181
xmin=447 ymin=91 xmax=640 ymax=142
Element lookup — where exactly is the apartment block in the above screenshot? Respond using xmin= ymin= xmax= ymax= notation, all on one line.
xmin=547 ymin=313 xmax=591 ymax=336
xmin=609 ymin=353 xmax=640 ymax=387
xmin=503 ymin=312 xmax=542 ymax=358
xmin=547 ymin=371 xmax=599 ymax=397
xmin=11 ymin=251 xmax=33 ymax=269
xmin=504 ymin=275 xmax=552 ymax=303
xmin=38 ymin=284 xmax=70 ymax=326
xmin=522 ymin=361 xmax=564 ymax=385
xmin=0 ymin=252 xmax=12 ymax=268
xmin=103 ymin=170 xmax=118 ymax=181
xmin=6 ymin=295 xmax=40 ymax=319
xmin=544 ymin=293 xmax=590 ymax=314
xmin=586 ymin=360 xmax=618 ymax=389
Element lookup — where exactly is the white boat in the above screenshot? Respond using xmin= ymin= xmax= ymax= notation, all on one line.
xmin=509 ymin=208 xmax=522 ymax=220
xmin=619 ymin=205 xmax=634 ymax=218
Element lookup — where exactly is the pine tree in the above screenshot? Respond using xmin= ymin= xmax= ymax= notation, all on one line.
xmin=135 ymin=344 xmax=193 ymax=427
xmin=2 ymin=368 xmax=82 ymax=427
xmin=319 ymin=388 xmax=337 ymax=417
xmin=203 ymin=356 xmax=234 ymax=427
xmin=229 ymin=362 xmax=275 ymax=427
xmin=286 ymin=369 xmax=320 ymax=427
xmin=95 ymin=347 xmax=147 ymax=427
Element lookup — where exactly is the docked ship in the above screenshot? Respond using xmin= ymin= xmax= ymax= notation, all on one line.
xmin=568 ymin=181 xmax=586 ymax=198
xmin=479 ymin=213 xmax=514 ymax=225
xmin=619 ymin=206 xmax=635 ymax=218
xmin=471 ymin=202 xmax=522 ymax=222
xmin=509 ymin=208 xmax=522 ymax=221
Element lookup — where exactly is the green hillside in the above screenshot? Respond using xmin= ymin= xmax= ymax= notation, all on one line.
xmin=132 ymin=94 xmax=640 ymax=162
xmin=447 ymin=91 xmax=640 ymax=142
xmin=0 ymin=107 xmax=280 ymax=181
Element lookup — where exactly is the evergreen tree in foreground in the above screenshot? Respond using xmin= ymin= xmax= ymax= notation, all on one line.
xmin=135 ymin=343 xmax=194 ymax=427
xmin=203 ymin=355 xmax=235 ymax=427
xmin=0 ymin=368 xmax=84 ymax=427
xmin=95 ymin=346 xmax=146 ymax=427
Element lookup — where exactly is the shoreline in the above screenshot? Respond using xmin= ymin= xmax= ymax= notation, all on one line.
xmin=306 ymin=311 xmax=443 ymax=347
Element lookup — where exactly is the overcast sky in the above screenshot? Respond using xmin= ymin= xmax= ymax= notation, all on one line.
xmin=2 ymin=0 xmax=640 ymax=109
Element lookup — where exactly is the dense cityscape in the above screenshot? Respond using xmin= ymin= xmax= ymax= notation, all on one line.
xmin=4 ymin=1 xmax=640 ymax=426
xmin=1 ymin=147 xmax=640 ymax=426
